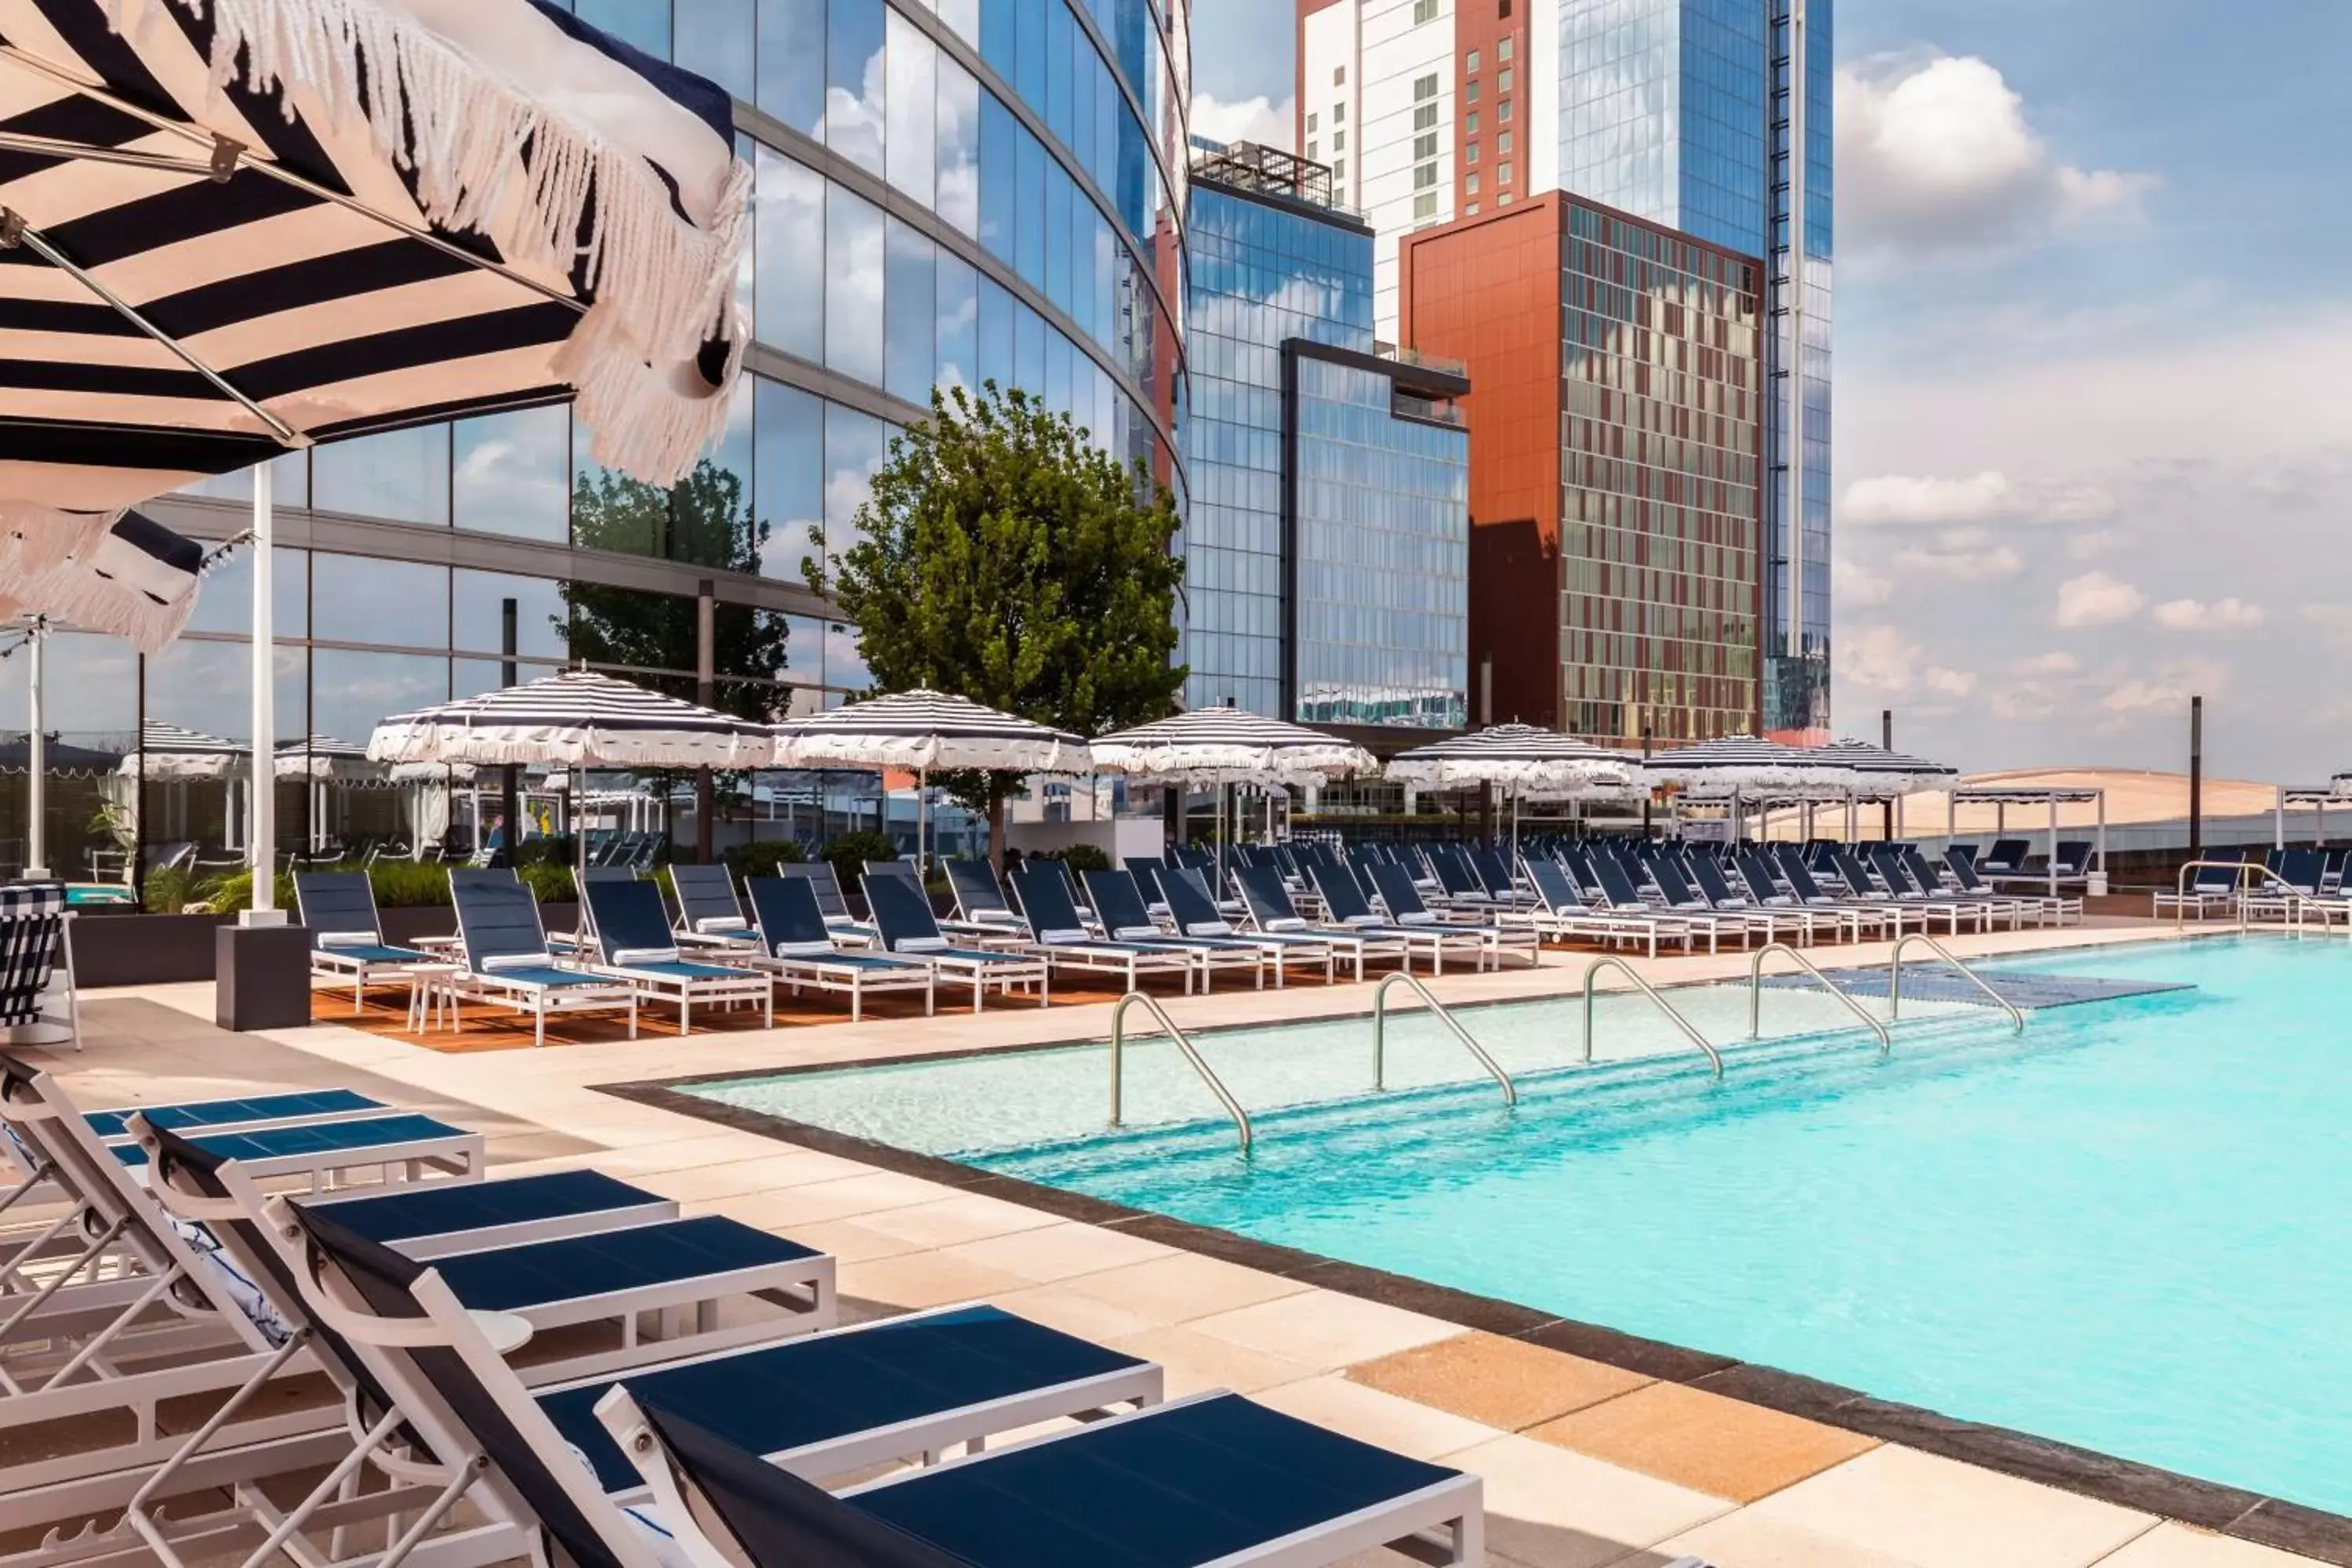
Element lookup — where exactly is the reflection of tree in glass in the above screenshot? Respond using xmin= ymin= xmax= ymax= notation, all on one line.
xmin=562 ymin=459 xmax=789 ymax=717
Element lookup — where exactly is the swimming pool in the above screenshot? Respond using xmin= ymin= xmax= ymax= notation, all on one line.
xmin=686 ymin=937 xmax=2352 ymax=1516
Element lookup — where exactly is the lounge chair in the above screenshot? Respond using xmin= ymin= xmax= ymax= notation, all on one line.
xmin=1645 ymin=858 xmax=1775 ymax=950
xmin=1859 ymin=846 xmax=2001 ymax=933
xmin=1081 ymin=869 xmax=1272 ymax=991
xmin=1008 ymin=866 xmax=1202 ymax=993
xmin=778 ymin=860 xmax=877 ymax=943
xmin=862 ymin=871 xmax=1051 ymax=1011
xmin=1366 ymin=862 xmax=1540 ymax=971
xmin=1832 ymin=847 xmax=1984 ymax=935
xmin=1307 ymin=862 xmax=1488 ymax=977
xmin=605 ymin=1377 xmax=1486 ymax=1568
xmin=946 ymin=858 xmax=1031 ymax=935
xmin=1521 ymin=859 xmax=1690 ymax=958
xmin=669 ymin=862 xmax=769 ymax=952
xmin=1159 ymin=865 xmax=1336 ymax=985
xmin=1976 ymin=838 xmax=2031 ymax=876
xmin=580 ymin=878 xmax=775 ymax=1035
xmin=1723 ymin=851 xmax=1888 ymax=942
xmin=743 ymin=876 xmax=939 ymax=1019
xmin=1950 ymin=847 xmax=2077 ymax=925
xmin=448 ymin=878 xmax=641 ymax=1047
xmin=1231 ymin=863 xmax=1406 ymax=979
xmin=293 ymin=870 xmax=441 ymax=1015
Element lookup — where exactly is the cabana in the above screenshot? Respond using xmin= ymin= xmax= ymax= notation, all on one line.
xmin=2276 ymin=787 xmax=2338 ymax=851
xmin=1946 ymin=786 xmax=2109 ymax=898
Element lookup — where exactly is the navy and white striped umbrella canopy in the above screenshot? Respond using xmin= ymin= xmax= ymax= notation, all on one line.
xmin=1 ymin=510 xmax=207 ymax=654
xmin=368 ymin=670 xmax=771 ymax=770
xmin=1820 ymin=739 xmax=1958 ymax=799
xmin=1385 ymin=724 xmax=1642 ymax=794
xmin=1643 ymin=735 xmax=1862 ymax=791
xmin=116 ymin=717 xmax=245 ymax=779
xmin=1088 ymin=707 xmax=1377 ymax=784
xmin=771 ymin=689 xmax=1092 ymax=774
xmin=274 ymin=734 xmax=386 ymax=782
xmin=0 ymin=0 xmax=750 ymax=649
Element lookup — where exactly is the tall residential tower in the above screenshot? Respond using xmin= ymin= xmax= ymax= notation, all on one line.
xmin=1301 ymin=0 xmax=1831 ymax=738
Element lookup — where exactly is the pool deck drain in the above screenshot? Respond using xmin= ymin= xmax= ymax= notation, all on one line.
xmin=1758 ymin=967 xmax=2194 ymax=1010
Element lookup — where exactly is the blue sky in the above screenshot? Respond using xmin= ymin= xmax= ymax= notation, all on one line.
xmin=1189 ymin=0 xmax=2352 ymax=781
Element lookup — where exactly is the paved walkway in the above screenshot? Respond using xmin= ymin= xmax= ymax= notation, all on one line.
xmin=31 ymin=920 xmax=2332 ymax=1568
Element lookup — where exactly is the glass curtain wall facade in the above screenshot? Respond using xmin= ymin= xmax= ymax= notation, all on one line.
xmin=1554 ymin=0 xmax=1829 ymax=734
xmin=1181 ymin=174 xmax=1370 ymax=717
xmin=1560 ymin=201 xmax=1762 ymax=742
xmin=1288 ymin=353 xmax=1469 ymax=732
xmin=0 ymin=0 xmax=1192 ymax=887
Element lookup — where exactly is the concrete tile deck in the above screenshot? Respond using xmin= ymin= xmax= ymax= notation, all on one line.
xmin=27 ymin=919 xmax=2333 ymax=1568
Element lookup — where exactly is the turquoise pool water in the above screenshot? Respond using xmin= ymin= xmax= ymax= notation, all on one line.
xmin=691 ymin=938 xmax=2352 ymax=1515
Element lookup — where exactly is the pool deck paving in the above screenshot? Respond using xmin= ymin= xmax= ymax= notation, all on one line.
xmin=24 ymin=917 xmax=2340 ymax=1568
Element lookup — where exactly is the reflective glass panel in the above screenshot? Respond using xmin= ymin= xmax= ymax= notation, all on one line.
xmin=754 ymin=145 xmax=826 ymax=364
xmin=757 ymin=0 xmax=826 ymax=139
xmin=452 ymin=406 xmax=570 ymax=543
xmin=825 ymin=183 xmax=886 ymax=385
xmin=312 ymin=554 xmax=450 ymax=650
xmin=826 ymin=0 xmax=886 ymax=175
xmin=312 ymin=426 xmax=449 ymax=525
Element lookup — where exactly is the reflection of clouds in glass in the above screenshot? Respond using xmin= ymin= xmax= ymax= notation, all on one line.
xmin=936 ymin=60 xmax=981 ymax=237
xmin=314 ymin=554 xmax=450 ymax=649
xmin=822 ymin=407 xmax=889 ymax=562
xmin=453 ymin=406 xmax=569 ymax=543
xmin=310 ymin=651 xmax=448 ymax=746
xmin=0 ymin=632 xmax=136 ymax=746
xmin=884 ymin=10 xmax=935 ymax=207
xmin=825 ymin=186 xmax=885 ymax=383
xmin=147 ymin=640 xmax=307 ymax=743
xmin=824 ymin=0 xmax=886 ymax=175
xmin=189 ymin=546 xmax=307 ymax=637
xmin=755 ymin=147 xmax=825 ymax=362
xmin=756 ymin=378 xmax=825 ymax=584
xmin=314 ymin=426 xmax=450 ymax=526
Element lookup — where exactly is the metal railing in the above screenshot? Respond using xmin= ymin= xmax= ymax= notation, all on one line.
xmin=1888 ymin=935 xmax=2026 ymax=1031
xmin=1746 ymin=942 xmax=1891 ymax=1053
xmin=1370 ymin=972 xmax=1516 ymax=1105
xmin=1107 ymin=991 xmax=1253 ymax=1155
xmin=2167 ymin=858 xmax=2278 ymax=934
xmin=1579 ymin=959 xmax=1723 ymax=1077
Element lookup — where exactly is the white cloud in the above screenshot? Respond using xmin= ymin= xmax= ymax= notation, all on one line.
xmin=2066 ymin=528 xmax=2122 ymax=561
xmin=1838 ymin=625 xmax=1975 ymax=706
xmin=2054 ymin=571 xmax=2146 ymax=628
xmin=1922 ymin=667 xmax=1981 ymax=699
xmin=2299 ymin=605 xmax=2352 ymax=650
xmin=1894 ymin=539 xmax=2024 ymax=583
xmin=2011 ymin=652 xmax=2080 ymax=677
xmin=2102 ymin=661 xmax=2227 ymax=720
xmin=1838 ymin=54 xmax=2155 ymax=267
xmin=2152 ymin=597 xmax=2267 ymax=632
xmin=1190 ymin=93 xmax=1294 ymax=153
xmin=1834 ymin=557 xmax=1893 ymax=608
xmin=1841 ymin=469 xmax=2113 ymax=528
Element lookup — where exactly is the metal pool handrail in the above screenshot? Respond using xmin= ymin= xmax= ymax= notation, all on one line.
xmin=1579 ymin=958 xmax=1722 ymax=1077
xmin=1888 ymin=935 xmax=2026 ymax=1032
xmin=1747 ymin=942 xmax=1891 ymax=1054
xmin=2170 ymin=858 xmax=2271 ymax=933
xmin=1108 ymin=990 xmax=1252 ymax=1155
xmin=1371 ymin=971 xmax=1516 ymax=1105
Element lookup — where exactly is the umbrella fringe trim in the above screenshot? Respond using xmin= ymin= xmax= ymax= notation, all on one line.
xmin=148 ymin=0 xmax=750 ymax=483
xmin=0 ymin=510 xmax=200 ymax=655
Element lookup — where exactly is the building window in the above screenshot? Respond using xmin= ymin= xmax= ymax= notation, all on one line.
xmin=1498 ymin=67 xmax=1513 ymax=92
xmin=1466 ymin=111 xmax=1479 ymax=133
xmin=1465 ymin=172 xmax=1479 ymax=193
xmin=1414 ymin=74 xmax=1439 ymax=100
xmin=1333 ymin=158 xmax=1345 ymax=178
xmin=1414 ymin=191 xmax=1438 ymax=219
xmin=1414 ymin=103 xmax=1438 ymax=130
xmin=1334 ymin=65 xmax=1345 ymax=85
xmin=1498 ymin=131 xmax=1512 ymax=154
xmin=1334 ymin=103 xmax=1346 ymax=124
xmin=1465 ymin=49 xmax=1479 ymax=71
xmin=1498 ymin=191 xmax=1512 ymax=205
xmin=1498 ymin=36 xmax=1513 ymax=60
xmin=1498 ymin=161 xmax=1512 ymax=183
xmin=1413 ymin=0 xmax=1437 ymax=21
xmin=1466 ymin=81 xmax=1479 ymax=103
xmin=1465 ymin=201 xmax=1479 ymax=215
xmin=1498 ymin=0 xmax=1511 ymax=13
xmin=1307 ymin=111 xmax=1318 ymax=132
xmin=1332 ymin=129 xmax=1345 ymax=151
xmin=1414 ymin=162 xmax=1439 ymax=188
xmin=1498 ymin=98 xmax=1512 ymax=121
xmin=1306 ymin=141 xmax=1317 ymax=159
xmin=1465 ymin=141 xmax=1479 ymax=162
xmin=1414 ymin=132 xmax=1437 ymax=159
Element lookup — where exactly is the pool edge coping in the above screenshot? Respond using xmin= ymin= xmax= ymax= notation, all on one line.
xmin=596 ymin=1070 xmax=2352 ymax=1567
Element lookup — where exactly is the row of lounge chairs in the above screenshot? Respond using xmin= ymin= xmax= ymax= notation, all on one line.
xmin=0 ymin=1054 xmax=1499 ymax=1568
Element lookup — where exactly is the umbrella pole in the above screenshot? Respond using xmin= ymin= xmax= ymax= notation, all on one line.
xmin=24 ymin=621 xmax=47 ymax=879
xmin=246 ymin=463 xmax=279 ymax=920
xmin=917 ymin=768 xmax=928 ymax=880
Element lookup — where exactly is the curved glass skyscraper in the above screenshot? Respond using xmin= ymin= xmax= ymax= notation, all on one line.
xmin=0 ymin=0 xmax=1194 ymax=881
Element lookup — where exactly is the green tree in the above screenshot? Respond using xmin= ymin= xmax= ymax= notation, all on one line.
xmin=804 ymin=384 xmax=1186 ymax=868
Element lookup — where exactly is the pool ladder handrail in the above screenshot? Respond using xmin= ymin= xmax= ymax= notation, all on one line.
xmin=1108 ymin=990 xmax=1253 ymax=1154
xmin=2169 ymin=857 xmax=2272 ymax=934
xmin=1888 ymin=935 xmax=2026 ymax=1032
xmin=1746 ymin=942 xmax=1892 ymax=1054
xmin=1371 ymin=971 xmax=1517 ymax=1105
xmin=1579 ymin=958 xmax=1723 ymax=1077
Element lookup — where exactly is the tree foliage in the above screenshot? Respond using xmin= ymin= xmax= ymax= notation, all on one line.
xmin=804 ymin=384 xmax=1187 ymax=852
xmin=563 ymin=459 xmax=790 ymax=720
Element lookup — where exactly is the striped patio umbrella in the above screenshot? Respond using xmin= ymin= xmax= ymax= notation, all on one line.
xmin=771 ymin=690 xmax=1093 ymax=871
xmin=273 ymin=735 xmax=386 ymax=782
xmin=1820 ymin=739 xmax=1959 ymax=800
xmin=1642 ymin=735 xmax=1862 ymax=792
xmin=1385 ymin=725 xmax=1642 ymax=795
xmin=0 ymin=0 xmax=750 ymax=649
xmin=116 ymin=719 xmax=246 ymax=781
xmin=367 ymin=671 xmax=771 ymax=772
xmin=1087 ymin=708 xmax=1377 ymax=786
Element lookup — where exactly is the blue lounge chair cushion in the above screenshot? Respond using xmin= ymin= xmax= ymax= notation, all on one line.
xmin=478 ymin=964 xmax=618 ymax=989
xmin=320 ymin=942 xmax=434 ymax=965
xmin=310 ymin=1170 xmax=658 ymax=1247
xmin=114 ymin=1112 xmax=467 ymax=1168
xmin=544 ymin=1305 xmax=1150 ymax=1491
xmin=426 ymin=1216 xmax=821 ymax=1313
xmin=615 ymin=959 xmax=753 ymax=982
xmin=86 ymin=1088 xmax=382 ymax=1140
xmin=923 ymin=948 xmax=1034 ymax=966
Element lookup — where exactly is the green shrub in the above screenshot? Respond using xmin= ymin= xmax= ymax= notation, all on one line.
xmin=1040 ymin=843 xmax=1111 ymax=875
xmin=191 ymin=869 xmax=297 ymax=914
xmin=365 ymin=860 xmax=457 ymax=908
xmin=518 ymin=862 xmax=577 ymax=904
xmin=819 ymin=830 xmax=898 ymax=885
xmin=732 ymin=839 xmax=808 ymax=878
xmin=142 ymin=865 xmax=198 ymax=914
